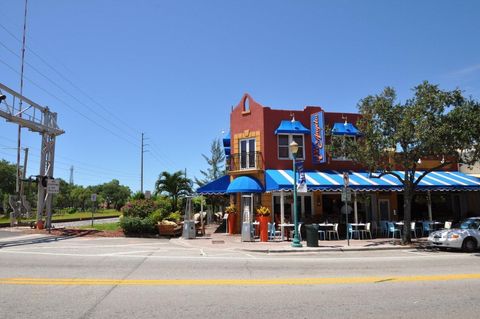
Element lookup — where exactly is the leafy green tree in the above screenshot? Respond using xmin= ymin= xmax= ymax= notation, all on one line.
xmin=195 ymin=138 xmax=225 ymax=187
xmin=0 ymin=160 xmax=16 ymax=213
xmin=97 ymin=179 xmax=131 ymax=210
xmin=0 ymin=160 xmax=16 ymax=193
xmin=70 ymin=186 xmax=92 ymax=211
xmin=333 ymin=81 xmax=480 ymax=244
xmin=154 ymin=171 xmax=192 ymax=212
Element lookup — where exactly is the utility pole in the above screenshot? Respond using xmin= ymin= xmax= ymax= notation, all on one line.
xmin=141 ymin=133 xmax=144 ymax=194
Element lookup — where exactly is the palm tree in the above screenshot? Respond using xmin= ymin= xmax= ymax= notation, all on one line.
xmin=154 ymin=171 xmax=192 ymax=212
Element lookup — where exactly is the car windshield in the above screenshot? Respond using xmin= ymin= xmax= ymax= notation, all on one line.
xmin=459 ymin=218 xmax=480 ymax=230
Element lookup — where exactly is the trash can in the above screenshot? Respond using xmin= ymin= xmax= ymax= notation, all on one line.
xmin=305 ymin=224 xmax=319 ymax=247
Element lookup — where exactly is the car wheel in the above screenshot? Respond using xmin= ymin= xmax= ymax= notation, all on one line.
xmin=462 ymin=238 xmax=477 ymax=253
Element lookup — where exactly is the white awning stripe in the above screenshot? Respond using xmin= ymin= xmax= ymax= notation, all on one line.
xmin=446 ymin=172 xmax=480 ymax=186
xmin=414 ymin=172 xmax=434 ymax=185
xmin=278 ymin=169 xmax=294 ymax=185
xmin=421 ymin=174 xmax=451 ymax=186
xmin=430 ymin=171 xmax=468 ymax=186
xmin=350 ymin=171 xmax=378 ymax=185
xmin=315 ymin=171 xmax=340 ymax=185
xmin=305 ymin=173 xmax=320 ymax=185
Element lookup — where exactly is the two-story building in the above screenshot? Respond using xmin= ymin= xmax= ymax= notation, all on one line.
xmin=198 ymin=94 xmax=480 ymax=235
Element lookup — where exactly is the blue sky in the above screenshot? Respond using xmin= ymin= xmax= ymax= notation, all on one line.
xmin=0 ymin=0 xmax=479 ymax=193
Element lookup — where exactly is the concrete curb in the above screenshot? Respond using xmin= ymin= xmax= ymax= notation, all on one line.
xmin=237 ymin=245 xmax=419 ymax=253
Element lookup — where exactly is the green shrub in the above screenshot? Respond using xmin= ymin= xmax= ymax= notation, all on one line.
xmin=149 ymin=209 xmax=168 ymax=224
xmin=121 ymin=199 xmax=158 ymax=218
xmin=155 ymin=196 xmax=172 ymax=214
xmin=165 ymin=211 xmax=181 ymax=222
xmin=120 ymin=216 xmax=156 ymax=235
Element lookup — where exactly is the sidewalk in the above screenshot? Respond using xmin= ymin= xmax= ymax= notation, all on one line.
xmin=171 ymin=224 xmax=428 ymax=253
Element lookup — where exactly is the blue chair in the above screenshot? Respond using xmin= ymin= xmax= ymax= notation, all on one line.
xmin=422 ymin=221 xmax=433 ymax=237
xmin=270 ymin=222 xmax=281 ymax=241
xmin=387 ymin=222 xmax=401 ymax=238
xmin=348 ymin=224 xmax=361 ymax=239
xmin=380 ymin=221 xmax=388 ymax=237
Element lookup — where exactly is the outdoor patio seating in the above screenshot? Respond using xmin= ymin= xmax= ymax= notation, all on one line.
xmin=348 ymin=223 xmax=361 ymax=239
xmin=360 ymin=222 xmax=373 ymax=239
xmin=387 ymin=222 xmax=401 ymax=238
xmin=326 ymin=223 xmax=339 ymax=240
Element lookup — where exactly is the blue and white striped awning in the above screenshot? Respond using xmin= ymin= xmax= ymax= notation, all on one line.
xmin=265 ymin=170 xmax=480 ymax=192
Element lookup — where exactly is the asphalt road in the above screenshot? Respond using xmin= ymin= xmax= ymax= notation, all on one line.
xmin=0 ymin=233 xmax=479 ymax=319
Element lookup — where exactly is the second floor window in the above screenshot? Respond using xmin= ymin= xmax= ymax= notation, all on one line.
xmin=278 ymin=134 xmax=304 ymax=160
xmin=240 ymin=138 xmax=256 ymax=169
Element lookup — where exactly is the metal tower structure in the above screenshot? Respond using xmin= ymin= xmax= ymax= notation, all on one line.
xmin=0 ymin=82 xmax=64 ymax=226
xmin=69 ymin=165 xmax=74 ymax=185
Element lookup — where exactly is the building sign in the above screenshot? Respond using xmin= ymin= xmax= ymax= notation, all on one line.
xmin=311 ymin=111 xmax=326 ymax=164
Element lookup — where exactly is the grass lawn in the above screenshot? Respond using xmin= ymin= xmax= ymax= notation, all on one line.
xmin=0 ymin=209 xmax=121 ymax=224
xmin=78 ymin=222 xmax=120 ymax=231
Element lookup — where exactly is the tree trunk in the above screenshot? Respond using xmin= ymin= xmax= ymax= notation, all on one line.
xmin=402 ymin=182 xmax=413 ymax=245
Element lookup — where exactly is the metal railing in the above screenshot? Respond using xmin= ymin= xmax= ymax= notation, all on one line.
xmin=227 ymin=152 xmax=263 ymax=172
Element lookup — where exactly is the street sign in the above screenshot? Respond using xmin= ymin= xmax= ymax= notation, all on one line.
xmin=46 ymin=179 xmax=60 ymax=194
xmin=91 ymin=193 xmax=97 ymax=202
xmin=145 ymin=190 xmax=151 ymax=199
xmin=341 ymin=188 xmax=351 ymax=202
xmin=343 ymin=172 xmax=349 ymax=187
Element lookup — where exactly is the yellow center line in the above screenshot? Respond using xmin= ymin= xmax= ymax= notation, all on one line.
xmin=1 ymin=274 xmax=480 ymax=286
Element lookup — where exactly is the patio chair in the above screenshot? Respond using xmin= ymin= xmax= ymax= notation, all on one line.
xmin=360 ymin=222 xmax=372 ymax=239
xmin=270 ymin=222 xmax=281 ymax=241
xmin=422 ymin=221 xmax=433 ymax=237
xmin=326 ymin=223 xmax=339 ymax=240
xmin=348 ymin=224 xmax=361 ymax=239
xmin=410 ymin=222 xmax=417 ymax=238
xmin=380 ymin=220 xmax=388 ymax=237
xmin=387 ymin=222 xmax=401 ymax=239
xmin=318 ymin=225 xmax=326 ymax=240
xmin=289 ymin=223 xmax=303 ymax=241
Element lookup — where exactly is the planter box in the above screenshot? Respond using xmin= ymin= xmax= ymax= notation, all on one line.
xmin=157 ymin=224 xmax=182 ymax=237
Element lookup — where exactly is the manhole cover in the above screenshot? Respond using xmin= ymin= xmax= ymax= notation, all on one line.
xmin=212 ymin=240 xmax=225 ymax=244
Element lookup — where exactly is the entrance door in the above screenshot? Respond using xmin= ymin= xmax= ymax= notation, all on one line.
xmin=379 ymin=199 xmax=390 ymax=221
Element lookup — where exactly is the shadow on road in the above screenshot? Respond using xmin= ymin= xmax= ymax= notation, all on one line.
xmin=0 ymin=229 xmax=98 ymax=249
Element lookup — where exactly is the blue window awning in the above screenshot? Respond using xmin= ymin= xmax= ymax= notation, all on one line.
xmin=274 ymin=120 xmax=310 ymax=135
xmin=222 ymin=131 xmax=230 ymax=147
xmin=332 ymin=122 xmax=360 ymax=136
xmin=265 ymin=170 xmax=480 ymax=192
xmin=224 ymin=147 xmax=231 ymax=156
xmin=197 ymin=175 xmax=230 ymax=195
xmin=226 ymin=176 xmax=263 ymax=193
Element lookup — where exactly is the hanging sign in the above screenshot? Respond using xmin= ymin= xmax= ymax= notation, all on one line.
xmin=296 ymin=161 xmax=307 ymax=192
xmin=311 ymin=111 xmax=326 ymax=164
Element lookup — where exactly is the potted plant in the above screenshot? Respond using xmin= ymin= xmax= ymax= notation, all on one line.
xmin=225 ymin=204 xmax=237 ymax=234
xmin=256 ymin=206 xmax=271 ymax=242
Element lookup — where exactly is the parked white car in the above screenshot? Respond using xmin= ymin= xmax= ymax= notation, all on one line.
xmin=428 ymin=217 xmax=480 ymax=252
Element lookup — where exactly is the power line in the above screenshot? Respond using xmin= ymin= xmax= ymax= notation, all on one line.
xmin=0 ymin=40 xmax=140 ymax=146
xmin=0 ymin=22 xmax=141 ymax=137
xmin=0 ymin=57 xmax=140 ymax=148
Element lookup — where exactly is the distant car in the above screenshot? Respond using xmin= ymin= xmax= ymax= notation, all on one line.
xmin=428 ymin=217 xmax=480 ymax=252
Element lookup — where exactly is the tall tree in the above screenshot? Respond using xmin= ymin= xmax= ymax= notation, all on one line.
xmin=332 ymin=81 xmax=480 ymax=244
xmin=0 ymin=160 xmax=16 ymax=213
xmin=195 ymin=138 xmax=225 ymax=187
xmin=154 ymin=171 xmax=192 ymax=212
xmin=97 ymin=179 xmax=131 ymax=210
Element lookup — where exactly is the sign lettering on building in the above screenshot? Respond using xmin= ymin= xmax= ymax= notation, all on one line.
xmin=311 ymin=111 xmax=326 ymax=164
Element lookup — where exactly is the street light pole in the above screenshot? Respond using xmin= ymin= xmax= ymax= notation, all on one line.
xmin=290 ymin=141 xmax=302 ymax=248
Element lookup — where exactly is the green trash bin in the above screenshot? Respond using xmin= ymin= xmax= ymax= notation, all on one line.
xmin=305 ymin=224 xmax=319 ymax=247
